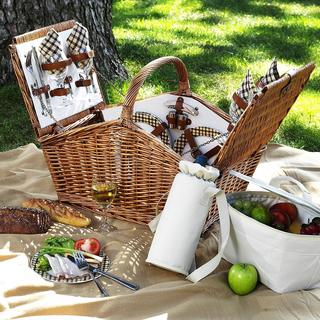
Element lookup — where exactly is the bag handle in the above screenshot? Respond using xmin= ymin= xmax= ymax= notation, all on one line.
xmin=269 ymin=176 xmax=313 ymax=202
xmin=186 ymin=186 xmax=230 ymax=282
xmin=121 ymin=56 xmax=191 ymax=122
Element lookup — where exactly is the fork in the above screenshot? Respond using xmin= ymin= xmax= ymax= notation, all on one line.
xmin=74 ymin=251 xmax=139 ymax=291
xmin=73 ymin=251 xmax=109 ymax=297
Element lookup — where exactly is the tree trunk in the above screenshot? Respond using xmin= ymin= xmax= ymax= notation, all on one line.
xmin=0 ymin=0 xmax=127 ymax=85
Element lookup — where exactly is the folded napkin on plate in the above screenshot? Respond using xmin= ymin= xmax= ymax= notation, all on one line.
xmin=66 ymin=22 xmax=91 ymax=69
xmin=39 ymin=29 xmax=66 ymax=76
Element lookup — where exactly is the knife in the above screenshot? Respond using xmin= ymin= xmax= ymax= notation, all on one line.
xmin=68 ymin=255 xmax=139 ymax=291
xmin=25 ymin=50 xmax=48 ymax=116
xmin=31 ymin=46 xmax=52 ymax=115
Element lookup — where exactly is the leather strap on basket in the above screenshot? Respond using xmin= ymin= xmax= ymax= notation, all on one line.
xmin=69 ymin=50 xmax=95 ymax=63
xmin=185 ymin=128 xmax=201 ymax=158
xmin=32 ymin=85 xmax=50 ymax=96
xmin=75 ymin=78 xmax=92 ymax=87
xmin=50 ymin=87 xmax=70 ymax=97
xmin=151 ymin=123 xmax=167 ymax=137
xmin=120 ymin=56 xmax=191 ymax=123
xmin=232 ymin=92 xmax=248 ymax=110
xmin=42 ymin=58 xmax=72 ymax=71
xmin=204 ymin=145 xmax=221 ymax=159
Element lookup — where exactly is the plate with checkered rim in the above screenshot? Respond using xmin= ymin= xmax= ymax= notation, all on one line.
xmin=133 ymin=111 xmax=172 ymax=147
xmin=30 ymin=251 xmax=111 ymax=284
xmin=173 ymin=126 xmax=221 ymax=156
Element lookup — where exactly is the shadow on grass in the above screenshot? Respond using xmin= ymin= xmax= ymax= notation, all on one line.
xmin=228 ymin=24 xmax=318 ymax=64
xmin=273 ymin=115 xmax=320 ymax=151
xmin=305 ymin=74 xmax=320 ymax=93
xmin=199 ymin=0 xmax=286 ymax=18
xmin=0 ymin=85 xmax=36 ymax=151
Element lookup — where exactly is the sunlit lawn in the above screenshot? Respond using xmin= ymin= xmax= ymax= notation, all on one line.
xmin=0 ymin=0 xmax=319 ymax=151
xmin=111 ymin=0 xmax=320 ymax=151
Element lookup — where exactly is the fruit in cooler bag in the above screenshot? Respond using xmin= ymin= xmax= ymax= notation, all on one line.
xmin=300 ymin=221 xmax=320 ymax=235
xmin=269 ymin=202 xmax=298 ymax=224
xmin=269 ymin=210 xmax=291 ymax=231
xmin=232 ymin=200 xmax=271 ymax=225
xmin=250 ymin=204 xmax=271 ymax=225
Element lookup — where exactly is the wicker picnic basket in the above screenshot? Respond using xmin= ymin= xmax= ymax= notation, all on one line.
xmin=9 ymin=21 xmax=315 ymax=231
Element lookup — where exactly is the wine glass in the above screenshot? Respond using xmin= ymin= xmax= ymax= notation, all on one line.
xmin=91 ymin=176 xmax=117 ymax=232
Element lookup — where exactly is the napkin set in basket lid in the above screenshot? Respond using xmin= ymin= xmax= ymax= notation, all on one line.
xmin=146 ymin=159 xmax=320 ymax=293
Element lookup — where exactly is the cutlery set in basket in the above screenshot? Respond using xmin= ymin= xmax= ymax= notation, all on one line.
xmin=9 ymin=20 xmax=316 ymax=292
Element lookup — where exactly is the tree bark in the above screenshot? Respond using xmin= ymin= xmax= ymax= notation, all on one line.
xmin=0 ymin=0 xmax=127 ymax=85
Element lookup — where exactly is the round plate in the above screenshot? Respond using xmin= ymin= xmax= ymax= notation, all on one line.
xmin=30 ymin=252 xmax=111 ymax=284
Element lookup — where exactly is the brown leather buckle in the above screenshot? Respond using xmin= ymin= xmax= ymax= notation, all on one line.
xmin=232 ymin=92 xmax=248 ymax=110
xmin=75 ymin=78 xmax=92 ymax=87
xmin=69 ymin=50 xmax=95 ymax=63
xmin=166 ymin=111 xmax=177 ymax=129
xmin=185 ymin=128 xmax=201 ymax=158
xmin=32 ymin=85 xmax=50 ymax=96
xmin=41 ymin=58 xmax=72 ymax=71
xmin=176 ymin=114 xmax=191 ymax=130
xmin=50 ymin=87 xmax=70 ymax=97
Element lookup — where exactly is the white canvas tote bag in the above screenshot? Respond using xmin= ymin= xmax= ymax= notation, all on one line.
xmin=224 ymin=171 xmax=320 ymax=293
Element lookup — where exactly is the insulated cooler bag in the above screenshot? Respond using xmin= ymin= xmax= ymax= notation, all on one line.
xmin=224 ymin=171 xmax=320 ymax=293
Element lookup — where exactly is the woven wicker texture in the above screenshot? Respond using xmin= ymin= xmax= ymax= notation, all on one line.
xmin=41 ymin=120 xmax=180 ymax=225
xmin=10 ymin=21 xmax=315 ymax=229
xmin=215 ymin=63 xmax=315 ymax=171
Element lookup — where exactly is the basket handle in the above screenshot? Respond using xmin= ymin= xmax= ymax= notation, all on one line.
xmin=121 ymin=56 xmax=191 ymax=122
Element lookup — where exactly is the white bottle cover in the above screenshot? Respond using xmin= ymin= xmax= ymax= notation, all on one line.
xmin=146 ymin=161 xmax=230 ymax=283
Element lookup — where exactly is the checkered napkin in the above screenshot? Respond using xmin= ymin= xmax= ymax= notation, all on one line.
xmin=39 ymin=29 xmax=64 ymax=75
xmin=66 ymin=22 xmax=90 ymax=69
xmin=229 ymin=70 xmax=257 ymax=123
xmin=259 ymin=59 xmax=280 ymax=87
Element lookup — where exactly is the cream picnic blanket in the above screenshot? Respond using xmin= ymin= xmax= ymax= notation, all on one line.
xmin=0 ymin=143 xmax=319 ymax=320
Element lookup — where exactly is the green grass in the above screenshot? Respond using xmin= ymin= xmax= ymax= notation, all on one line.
xmin=0 ymin=0 xmax=319 ymax=151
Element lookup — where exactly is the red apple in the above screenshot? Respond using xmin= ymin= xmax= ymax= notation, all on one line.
xmin=269 ymin=203 xmax=298 ymax=224
xmin=270 ymin=210 xmax=291 ymax=230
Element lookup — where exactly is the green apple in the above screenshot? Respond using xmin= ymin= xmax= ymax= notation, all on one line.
xmin=232 ymin=199 xmax=243 ymax=212
xmin=251 ymin=205 xmax=271 ymax=225
xmin=242 ymin=200 xmax=256 ymax=216
xmin=228 ymin=263 xmax=258 ymax=295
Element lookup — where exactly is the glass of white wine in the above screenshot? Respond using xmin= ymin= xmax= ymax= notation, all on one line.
xmin=91 ymin=176 xmax=117 ymax=232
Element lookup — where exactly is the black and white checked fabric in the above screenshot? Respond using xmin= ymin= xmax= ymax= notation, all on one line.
xmin=260 ymin=59 xmax=280 ymax=86
xmin=173 ymin=126 xmax=221 ymax=156
xmin=133 ymin=111 xmax=172 ymax=147
xmin=229 ymin=70 xmax=257 ymax=123
xmin=39 ymin=29 xmax=64 ymax=75
xmin=66 ymin=22 xmax=90 ymax=69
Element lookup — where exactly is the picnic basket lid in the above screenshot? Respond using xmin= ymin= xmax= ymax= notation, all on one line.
xmin=9 ymin=20 xmax=105 ymax=138
xmin=214 ymin=62 xmax=315 ymax=171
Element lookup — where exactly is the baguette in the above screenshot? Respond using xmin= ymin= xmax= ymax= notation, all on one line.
xmin=22 ymin=199 xmax=91 ymax=228
xmin=0 ymin=207 xmax=51 ymax=234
